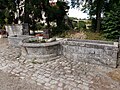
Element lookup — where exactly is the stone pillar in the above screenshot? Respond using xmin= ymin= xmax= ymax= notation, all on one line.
xmin=5 ymin=24 xmax=23 ymax=36
xmin=22 ymin=23 xmax=29 ymax=35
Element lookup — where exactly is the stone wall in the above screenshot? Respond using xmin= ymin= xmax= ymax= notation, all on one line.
xmin=61 ymin=39 xmax=119 ymax=68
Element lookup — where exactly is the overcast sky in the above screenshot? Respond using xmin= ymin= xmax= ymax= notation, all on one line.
xmin=67 ymin=0 xmax=89 ymax=19
xmin=68 ymin=8 xmax=89 ymax=19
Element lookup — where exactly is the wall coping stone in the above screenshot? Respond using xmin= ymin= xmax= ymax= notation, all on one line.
xmin=62 ymin=38 xmax=118 ymax=49
xmin=66 ymin=38 xmax=114 ymax=44
xmin=22 ymin=41 xmax=60 ymax=47
xmin=21 ymin=38 xmax=63 ymax=47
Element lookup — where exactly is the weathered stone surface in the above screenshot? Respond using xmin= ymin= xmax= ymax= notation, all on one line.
xmin=5 ymin=24 xmax=23 ymax=36
xmin=21 ymin=38 xmax=61 ymax=63
xmin=0 ymin=38 xmax=120 ymax=90
xmin=8 ymin=35 xmax=33 ymax=47
xmin=5 ymin=24 xmax=29 ymax=36
xmin=8 ymin=36 xmax=119 ymax=67
xmin=61 ymin=39 xmax=119 ymax=68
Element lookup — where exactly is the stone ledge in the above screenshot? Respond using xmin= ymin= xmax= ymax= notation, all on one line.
xmin=22 ymin=41 xmax=60 ymax=47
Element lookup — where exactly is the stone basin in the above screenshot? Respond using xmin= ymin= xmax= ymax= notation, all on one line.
xmin=21 ymin=37 xmax=62 ymax=63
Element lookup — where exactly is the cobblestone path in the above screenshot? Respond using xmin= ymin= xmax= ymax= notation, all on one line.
xmin=0 ymin=70 xmax=44 ymax=90
xmin=0 ymin=38 xmax=120 ymax=90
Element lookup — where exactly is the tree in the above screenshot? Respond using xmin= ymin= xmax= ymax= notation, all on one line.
xmin=70 ymin=0 xmax=107 ymax=32
xmin=54 ymin=1 xmax=69 ymax=27
xmin=0 ymin=0 xmax=69 ymax=36
xmin=0 ymin=0 xmax=17 ymax=24
xmin=24 ymin=0 xmax=44 ymax=34
xmin=102 ymin=1 xmax=120 ymax=40
xmin=45 ymin=1 xmax=69 ymax=36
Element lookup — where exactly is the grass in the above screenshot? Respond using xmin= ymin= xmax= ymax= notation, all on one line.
xmin=58 ymin=29 xmax=106 ymax=41
xmin=85 ymin=31 xmax=105 ymax=40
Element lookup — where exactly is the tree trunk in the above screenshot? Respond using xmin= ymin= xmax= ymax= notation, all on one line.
xmin=45 ymin=0 xmax=51 ymax=38
xmin=24 ymin=0 xmax=30 ymax=34
xmin=46 ymin=18 xmax=51 ymax=38
xmin=24 ymin=0 xmax=29 ymax=23
xmin=96 ymin=0 xmax=103 ymax=32
xmin=96 ymin=9 xmax=101 ymax=32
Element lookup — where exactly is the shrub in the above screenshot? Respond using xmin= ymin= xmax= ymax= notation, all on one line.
xmin=102 ymin=3 xmax=120 ymax=40
xmin=78 ymin=21 xmax=86 ymax=30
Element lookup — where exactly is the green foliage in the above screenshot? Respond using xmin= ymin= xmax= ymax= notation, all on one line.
xmin=35 ymin=23 xmax=45 ymax=30
xmin=102 ymin=2 xmax=120 ymax=40
xmin=24 ymin=0 xmax=69 ymax=33
xmin=78 ymin=21 xmax=86 ymax=30
xmin=42 ymin=1 xmax=70 ymax=36
xmin=24 ymin=0 xmax=45 ymax=31
xmin=51 ymin=1 xmax=69 ymax=27
xmin=51 ymin=23 xmax=70 ymax=36
xmin=70 ymin=0 xmax=110 ymax=32
xmin=72 ymin=21 xmax=86 ymax=30
xmin=0 ymin=0 xmax=16 ymax=24
xmin=0 ymin=0 xmax=70 ymax=36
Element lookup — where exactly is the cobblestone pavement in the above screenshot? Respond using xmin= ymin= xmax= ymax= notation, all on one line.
xmin=0 ymin=38 xmax=120 ymax=90
xmin=0 ymin=70 xmax=44 ymax=90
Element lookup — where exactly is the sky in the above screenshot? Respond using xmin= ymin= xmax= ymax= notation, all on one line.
xmin=68 ymin=8 xmax=89 ymax=19
xmin=67 ymin=0 xmax=89 ymax=19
